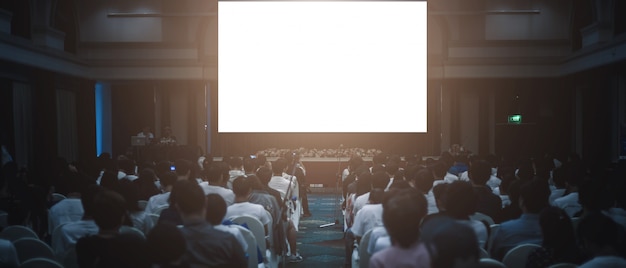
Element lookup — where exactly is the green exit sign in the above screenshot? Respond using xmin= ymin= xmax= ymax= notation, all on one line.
xmin=508 ymin=114 xmax=522 ymax=124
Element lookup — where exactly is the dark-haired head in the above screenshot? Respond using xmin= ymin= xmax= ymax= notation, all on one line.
xmin=206 ymin=194 xmax=227 ymax=225
xmin=382 ymin=188 xmax=427 ymax=248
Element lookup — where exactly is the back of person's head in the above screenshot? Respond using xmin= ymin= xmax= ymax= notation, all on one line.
xmin=272 ymin=158 xmax=288 ymax=174
xmin=439 ymin=151 xmax=454 ymax=168
xmin=138 ymin=168 xmax=156 ymax=184
xmin=389 ymin=179 xmax=411 ymax=190
xmin=369 ymin=188 xmax=385 ymax=204
xmin=372 ymin=153 xmax=388 ymax=166
xmin=154 ymin=161 xmax=172 ymax=178
xmin=552 ymin=166 xmax=567 ymax=188
xmin=246 ymin=175 xmax=265 ymax=191
xmin=578 ymin=177 xmax=613 ymax=212
xmin=205 ymin=193 xmax=227 ymax=225
xmin=206 ymin=162 xmax=228 ymax=184
xmin=519 ymin=179 xmax=550 ymax=213
xmin=118 ymin=159 xmax=136 ymax=174
xmin=159 ymin=171 xmax=178 ymax=188
xmin=539 ymin=207 xmax=577 ymax=256
xmin=92 ymin=190 xmax=127 ymax=230
xmin=385 ymin=161 xmax=399 ymax=176
xmin=534 ymin=157 xmax=555 ymax=182
xmin=372 ymin=171 xmax=390 ymax=190
xmin=243 ymin=156 xmax=256 ymax=173
xmin=578 ymin=212 xmax=626 ymax=256
xmin=232 ymin=176 xmax=251 ymax=197
xmin=147 ymin=223 xmax=187 ymax=265
xmin=516 ymin=158 xmax=535 ymax=181
xmin=116 ymin=179 xmax=141 ymax=212
xmin=382 ymin=188 xmax=427 ymax=248
xmin=356 ymin=172 xmax=373 ymax=197
xmin=444 ymin=181 xmax=477 ymax=219
xmin=100 ymin=170 xmax=119 ymax=191
xmin=174 ymin=159 xmax=192 ymax=177
xmin=430 ymin=162 xmax=448 ymax=179
xmin=81 ymin=184 xmax=103 ymax=217
xmin=229 ymin=156 xmax=243 ymax=169
xmin=256 ymin=166 xmax=272 ymax=185
xmin=348 ymin=155 xmax=364 ymax=170
xmin=426 ymin=219 xmax=480 ymax=268
xmin=469 ymin=159 xmax=491 ymax=185
xmin=173 ymin=179 xmax=205 ymax=215
xmin=413 ymin=168 xmax=435 ymax=193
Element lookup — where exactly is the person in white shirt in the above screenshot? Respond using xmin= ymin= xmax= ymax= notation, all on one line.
xmin=267 ymin=158 xmax=297 ymax=201
xmin=226 ymin=157 xmax=246 ymax=190
xmin=553 ymin=169 xmax=581 ymax=218
xmin=144 ymin=171 xmax=177 ymax=215
xmin=351 ymin=189 xmax=384 ymax=239
xmin=48 ymin=192 xmax=84 ymax=234
xmin=224 ymin=177 xmax=272 ymax=231
xmin=137 ymin=126 xmax=154 ymax=144
xmin=353 ymin=171 xmax=389 ymax=217
xmin=578 ymin=212 xmax=626 ymax=268
xmin=199 ymin=162 xmax=235 ymax=205
xmin=52 ymin=185 xmax=102 ymax=257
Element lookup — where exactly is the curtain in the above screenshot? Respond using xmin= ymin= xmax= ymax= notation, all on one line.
xmin=56 ymin=89 xmax=78 ymax=162
xmin=12 ymin=82 xmax=33 ymax=168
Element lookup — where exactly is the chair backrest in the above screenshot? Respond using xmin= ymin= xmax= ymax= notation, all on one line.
xmin=13 ymin=237 xmax=55 ymax=263
xmin=470 ymin=212 xmax=495 ymax=226
xmin=477 ymin=258 xmax=506 ymax=268
xmin=0 ymin=225 xmax=39 ymax=242
xmin=502 ymin=244 xmax=541 ymax=268
xmin=19 ymin=257 xmax=64 ymax=268
xmin=265 ymin=210 xmax=274 ymax=252
xmin=358 ymin=229 xmax=374 ymax=268
xmin=232 ymin=225 xmax=259 ymax=268
xmin=51 ymin=193 xmax=67 ymax=203
xmin=231 ymin=216 xmax=267 ymax=255
xmin=137 ymin=200 xmax=148 ymax=211
xmin=548 ymin=263 xmax=578 ymax=268
xmin=119 ymin=225 xmax=146 ymax=240
xmin=479 ymin=247 xmax=490 ymax=259
xmin=487 ymin=224 xmax=500 ymax=253
xmin=60 ymin=245 xmax=78 ymax=268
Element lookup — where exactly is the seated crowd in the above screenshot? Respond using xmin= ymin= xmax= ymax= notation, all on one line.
xmin=2 ymin=148 xmax=626 ymax=268
xmin=0 ymin=152 xmax=309 ymax=267
xmin=342 ymin=150 xmax=626 ymax=268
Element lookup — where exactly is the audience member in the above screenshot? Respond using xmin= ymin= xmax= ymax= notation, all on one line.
xmin=52 ymin=184 xmax=101 ymax=257
xmin=412 ymin=168 xmax=437 ymax=214
xmin=369 ymin=188 xmax=430 ymax=268
xmin=423 ymin=218 xmax=480 ymax=268
xmin=227 ymin=157 xmax=245 ymax=189
xmin=526 ymin=206 xmax=582 ymax=268
xmin=553 ymin=165 xmax=582 ymax=218
xmin=268 ymin=158 xmax=297 ymax=200
xmin=147 ymin=223 xmax=189 ymax=268
xmin=199 ymin=162 xmax=235 ymax=205
xmin=468 ymin=159 xmax=502 ymax=219
xmin=175 ymin=179 xmax=246 ymax=267
xmin=443 ymin=181 xmax=488 ymax=248
xmin=206 ymin=194 xmax=249 ymax=253
xmin=173 ymin=159 xmax=192 ymax=181
xmin=76 ymin=190 xmax=150 ymax=268
xmin=134 ymin=168 xmax=160 ymax=201
xmin=354 ymin=171 xmax=389 ymax=217
xmin=490 ymin=179 xmax=550 ymax=260
xmin=145 ymin=171 xmax=176 ymax=215
xmin=577 ymin=212 xmax=626 ymax=267
xmin=48 ymin=183 xmax=84 ymax=235
xmin=116 ymin=179 xmax=149 ymax=233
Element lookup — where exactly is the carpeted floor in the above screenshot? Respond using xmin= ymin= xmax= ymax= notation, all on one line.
xmin=286 ymin=193 xmax=346 ymax=268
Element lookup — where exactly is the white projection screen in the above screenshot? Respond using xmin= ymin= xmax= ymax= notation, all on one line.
xmin=218 ymin=0 xmax=427 ymax=133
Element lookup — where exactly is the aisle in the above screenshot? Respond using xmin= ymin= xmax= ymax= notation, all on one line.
xmin=287 ymin=193 xmax=345 ymax=267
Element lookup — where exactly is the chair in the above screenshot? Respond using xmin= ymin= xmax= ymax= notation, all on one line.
xmin=470 ymin=212 xmax=495 ymax=226
xmin=548 ymin=263 xmax=578 ymax=268
xmin=60 ymin=245 xmax=78 ymax=268
xmin=358 ymin=229 xmax=374 ymax=268
xmin=486 ymin=224 xmax=500 ymax=253
xmin=119 ymin=225 xmax=146 ymax=239
xmin=477 ymin=258 xmax=506 ymax=268
xmin=232 ymin=216 xmax=267 ymax=256
xmin=13 ymin=237 xmax=56 ymax=263
xmin=479 ymin=247 xmax=490 ymax=258
xmin=232 ymin=225 xmax=259 ymax=268
xmin=20 ymin=257 xmax=64 ymax=268
xmin=501 ymin=244 xmax=541 ymax=268
xmin=138 ymin=200 xmax=148 ymax=211
xmin=51 ymin=193 xmax=67 ymax=203
xmin=0 ymin=225 xmax=39 ymax=242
